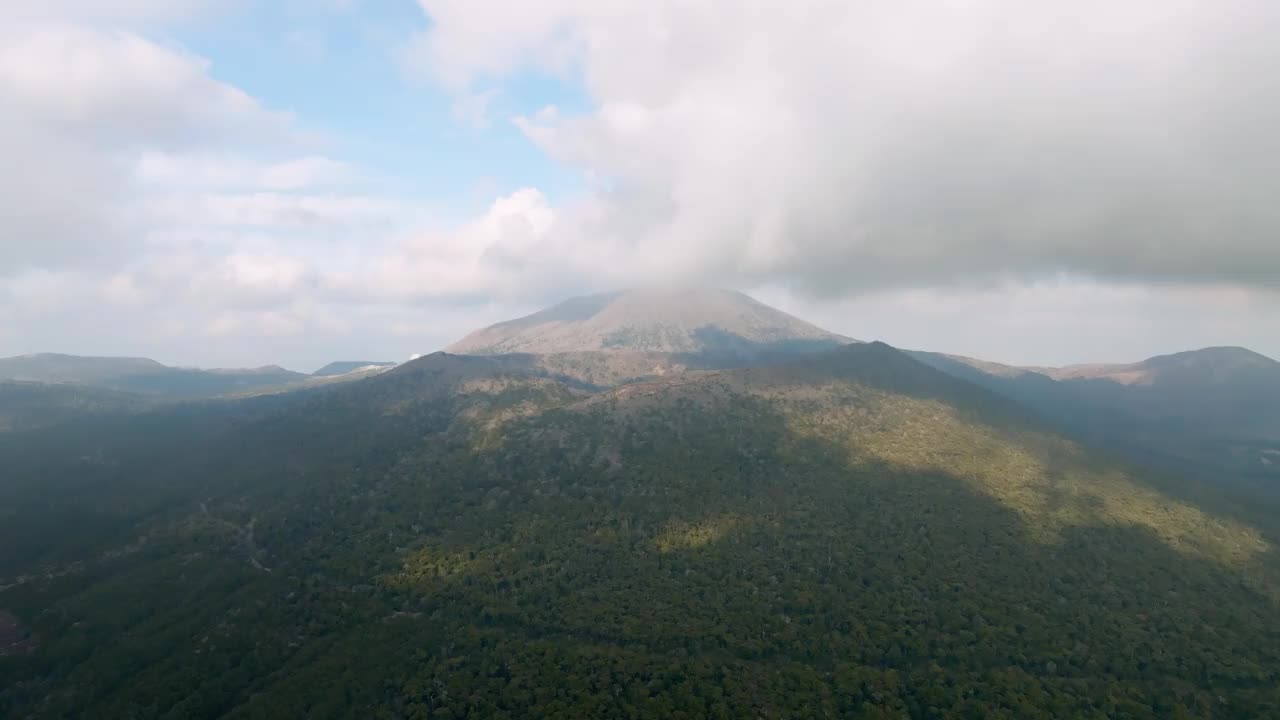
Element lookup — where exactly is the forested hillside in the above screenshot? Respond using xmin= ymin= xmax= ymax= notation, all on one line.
xmin=0 ymin=382 xmax=150 ymax=432
xmin=1 ymin=345 xmax=1278 ymax=718
xmin=912 ymin=349 xmax=1280 ymax=496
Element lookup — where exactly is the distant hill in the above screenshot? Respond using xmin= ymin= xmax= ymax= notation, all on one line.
xmin=1037 ymin=345 xmax=1278 ymax=384
xmin=312 ymin=361 xmax=397 ymax=377
xmin=1041 ymin=346 xmax=1280 ymax=439
xmin=912 ymin=346 xmax=1280 ymax=488
xmin=447 ymin=287 xmax=855 ymax=359
xmin=0 ymin=353 xmax=165 ymax=384
xmin=0 ymin=353 xmax=309 ymax=399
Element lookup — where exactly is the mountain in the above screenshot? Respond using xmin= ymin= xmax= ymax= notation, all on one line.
xmin=0 ymin=353 xmax=165 ymax=384
xmin=913 ymin=346 xmax=1280 ymax=489
xmin=1038 ymin=345 xmax=1278 ymax=383
xmin=2 ymin=342 xmax=1278 ymax=718
xmin=312 ymin=361 xmax=398 ymax=377
xmin=0 ymin=353 xmax=310 ymax=399
xmin=1042 ymin=347 xmax=1280 ymax=439
xmin=447 ymin=287 xmax=855 ymax=359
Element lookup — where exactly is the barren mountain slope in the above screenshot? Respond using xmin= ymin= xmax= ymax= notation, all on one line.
xmin=447 ymin=288 xmax=855 ymax=357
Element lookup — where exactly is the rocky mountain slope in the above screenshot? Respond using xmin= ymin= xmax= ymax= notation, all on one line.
xmin=447 ymin=287 xmax=855 ymax=358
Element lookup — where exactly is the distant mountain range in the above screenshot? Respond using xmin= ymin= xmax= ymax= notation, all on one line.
xmin=0 ymin=353 xmax=308 ymax=398
xmin=0 ymin=354 xmax=398 ymax=401
xmin=912 ymin=345 xmax=1280 ymax=488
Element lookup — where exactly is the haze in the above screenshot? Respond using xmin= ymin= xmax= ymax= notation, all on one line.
xmin=2 ymin=1 xmax=1279 ymax=371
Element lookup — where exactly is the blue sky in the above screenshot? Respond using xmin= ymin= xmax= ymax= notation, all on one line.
xmin=1 ymin=1 xmax=1278 ymax=371
xmin=177 ymin=1 xmax=587 ymax=217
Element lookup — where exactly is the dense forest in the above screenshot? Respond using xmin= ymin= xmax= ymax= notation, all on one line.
xmin=0 ymin=382 xmax=150 ymax=433
xmin=1 ymin=344 xmax=1278 ymax=718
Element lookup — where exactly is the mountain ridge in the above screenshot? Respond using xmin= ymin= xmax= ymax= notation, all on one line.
xmin=1035 ymin=345 xmax=1278 ymax=384
xmin=912 ymin=345 xmax=1280 ymax=489
xmin=0 ymin=353 xmax=308 ymax=399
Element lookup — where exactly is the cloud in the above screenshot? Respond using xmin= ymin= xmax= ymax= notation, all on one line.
xmin=148 ymin=192 xmax=392 ymax=229
xmin=206 ymin=309 xmax=305 ymax=338
xmin=322 ymin=188 xmax=560 ymax=302
xmin=0 ymin=118 xmax=133 ymax=273
xmin=0 ymin=1 xmax=220 ymax=25
xmin=0 ymin=25 xmax=317 ymax=277
xmin=409 ymin=0 xmax=1280 ymax=296
xmin=759 ymin=279 xmax=1280 ymax=367
xmin=0 ymin=14 xmax=405 ymax=368
xmin=0 ymin=26 xmax=290 ymax=145
xmin=101 ymin=273 xmax=145 ymax=306
xmin=136 ymin=153 xmax=354 ymax=191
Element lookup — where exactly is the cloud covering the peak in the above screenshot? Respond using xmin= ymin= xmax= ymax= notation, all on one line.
xmin=409 ymin=0 xmax=1280 ymax=294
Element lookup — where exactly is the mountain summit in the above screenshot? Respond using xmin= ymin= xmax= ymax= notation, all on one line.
xmin=446 ymin=288 xmax=855 ymax=357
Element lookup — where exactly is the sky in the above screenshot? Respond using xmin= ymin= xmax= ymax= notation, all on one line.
xmin=2 ymin=0 xmax=1278 ymax=372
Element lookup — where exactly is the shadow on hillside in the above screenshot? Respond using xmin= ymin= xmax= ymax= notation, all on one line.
xmin=387 ymin=389 xmax=1279 ymax=676
xmin=338 ymin=390 xmax=1280 ymax=716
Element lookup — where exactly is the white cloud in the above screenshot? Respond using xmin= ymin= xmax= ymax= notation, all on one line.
xmin=323 ymin=188 xmax=613 ymax=303
xmin=0 ymin=25 xmax=320 ymax=277
xmin=0 ymin=26 xmax=290 ymax=145
xmin=5 ymin=269 xmax=85 ymax=314
xmin=206 ymin=312 xmax=243 ymax=337
xmin=136 ymin=153 xmax=353 ymax=190
xmin=405 ymin=0 xmax=588 ymax=89
xmin=410 ymin=0 xmax=1280 ymax=295
xmin=205 ymin=309 xmax=309 ymax=339
xmin=0 ymin=14 xmax=399 ymax=366
xmin=200 ymin=252 xmax=311 ymax=306
xmin=149 ymin=192 xmax=391 ymax=229
xmin=761 ymin=280 xmax=1280 ymax=367
xmin=0 ymin=1 xmax=220 ymax=25
xmin=101 ymin=273 xmax=145 ymax=306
